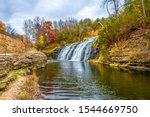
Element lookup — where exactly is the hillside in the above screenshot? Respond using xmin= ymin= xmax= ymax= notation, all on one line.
xmin=0 ymin=30 xmax=25 ymax=53
xmin=97 ymin=28 xmax=150 ymax=71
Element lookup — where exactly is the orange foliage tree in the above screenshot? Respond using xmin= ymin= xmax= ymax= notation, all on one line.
xmin=0 ymin=21 xmax=6 ymax=31
xmin=16 ymin=34 xmax=34 ymax=48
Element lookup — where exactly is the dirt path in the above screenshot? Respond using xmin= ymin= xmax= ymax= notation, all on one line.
xmin=0 ymin=75 xmax=28 ymax=100
xmin=0 ymin=73 xmax=39 ymax=100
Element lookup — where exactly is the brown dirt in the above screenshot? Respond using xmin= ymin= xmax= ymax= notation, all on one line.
xmin=0 ymin=33 xmax=25 ymax=53
xmin=0 ymin=73 xmax=40 ymax=100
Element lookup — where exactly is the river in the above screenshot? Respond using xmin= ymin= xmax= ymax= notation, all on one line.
xmin=37 ymin=60 xmax=150 ymax=100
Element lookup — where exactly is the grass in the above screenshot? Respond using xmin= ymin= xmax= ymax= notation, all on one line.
xmin=87 ymin=59 xmax=99 ymax=63
xmin=0 ymin=68 xmax=40 ymax=100
xmin=0 ymin=68 xmax=30 ymax=91
xmin=26 ymin=48 xmax=40 ymax=53
xmin=42 ymin=46 xmax=60 ymax=54
xmin=145 ymin=33 xmax=150 ymax=39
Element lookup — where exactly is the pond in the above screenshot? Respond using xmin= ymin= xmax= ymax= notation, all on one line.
xmin=37 ymin=60 xmax=150 ymax=100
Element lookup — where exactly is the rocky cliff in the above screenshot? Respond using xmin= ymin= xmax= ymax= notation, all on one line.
xmin=0 ymin=52 xmax=47 ymax=91
xmin=99 ymin=29 xmax=150 ymax=71
xmin=0 ymin=53 xmax=47 ymax=78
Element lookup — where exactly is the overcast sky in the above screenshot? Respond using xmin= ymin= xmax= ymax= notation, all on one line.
xmin=0 ymin=0 xmax=110 ymax=34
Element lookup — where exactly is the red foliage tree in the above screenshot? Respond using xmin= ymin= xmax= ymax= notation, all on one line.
xmin=48 ymin=30 xmax=56 ymax=42
xmin=41 ymin=21 xmax=56 ymax=43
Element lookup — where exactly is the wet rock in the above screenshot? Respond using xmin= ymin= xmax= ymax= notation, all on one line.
xmin=89 ymin=47 xmax=99 ymax=59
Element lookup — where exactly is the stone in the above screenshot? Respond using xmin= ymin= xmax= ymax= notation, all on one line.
xmin=0 ymin=53 xmax=47 ymax=78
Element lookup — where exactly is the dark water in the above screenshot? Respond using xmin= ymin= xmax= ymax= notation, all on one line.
xmin=37 ymin=60 xmax=150 ymax=100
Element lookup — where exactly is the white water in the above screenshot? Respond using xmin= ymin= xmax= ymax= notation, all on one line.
xmin=57 ymin=37 xmax=96 ymax=61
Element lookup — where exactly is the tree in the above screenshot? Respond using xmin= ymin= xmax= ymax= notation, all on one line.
xmin=102 ymin=0 xmax=120 ymax=16
xmin=53 ymin=21 xmax=58 ymax=30
xmin=41 ymin=21 xmax=56 ymax=43
xmin=112 ymin=0 xmax=120 ymax=16
xmin=39 ymin=35 xmax=45 ymax=45
xmin=6 ymin=24 xmax=16 ymax=35
xmin=0 ymin=21 xmax=6 ymax=31
xmin=92 ymin=18 xmax=101 ymax=30
xmin=141 ymin=0 xmax=146 ymax=17
xmin=32 ymin=17 xmax=45 ymax=43
xmin=102 ymin=0 xmax=134 ymax=17
xmin=23 ymin=19 xmax=33 ymax=42
xmin=16 ymin=33 xmax=34 ymax=48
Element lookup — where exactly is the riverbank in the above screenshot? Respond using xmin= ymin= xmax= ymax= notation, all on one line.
xmin=0 ymin=52 xmax=47 ymax=99
xmin=88 ymin=28 xmax=150 ymax=72
xmin=0 ymin=71 xmax=39 ymax=100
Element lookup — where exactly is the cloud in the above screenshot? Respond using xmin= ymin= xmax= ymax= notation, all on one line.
xmin=75 ymin=1 xmax=108 ymax=20
xmin=34 ymin=0 xmax=98 ymax=19
xmin=0 ymin=0 xmax=108 ymax=33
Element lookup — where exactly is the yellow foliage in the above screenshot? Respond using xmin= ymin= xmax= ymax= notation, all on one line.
xmin=39 ymin=35 xmax=45 ymax=44
xmin=98 ymin=55 xmax=106 ymax=62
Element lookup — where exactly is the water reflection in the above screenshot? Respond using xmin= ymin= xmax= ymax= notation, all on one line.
xmin=37 ymin=60 xmax=150 ymax=100
xmin=59 ymin=61 xmax=92 ymax=79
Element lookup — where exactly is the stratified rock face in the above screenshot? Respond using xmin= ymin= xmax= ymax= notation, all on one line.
xmin=108 ymin=29 xmax=150 ymax=67
xmin=89 ymin=47 xmax=99 ymax=60
xmin=0 ymin=53 xmax=47 ymax=78
xmin=0 ymin=33 xmax=25 ymax=53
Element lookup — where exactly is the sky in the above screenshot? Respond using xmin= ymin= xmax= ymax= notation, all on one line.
xmin=0 ymin=0 xmax=110 ymax=34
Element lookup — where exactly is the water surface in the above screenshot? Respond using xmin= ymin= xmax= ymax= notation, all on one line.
xmin=37 ymin=60 xmax=150 ymax=100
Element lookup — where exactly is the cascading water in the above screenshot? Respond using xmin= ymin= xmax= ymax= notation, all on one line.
xmin=57 ymin=37 xmax=96 ymax=61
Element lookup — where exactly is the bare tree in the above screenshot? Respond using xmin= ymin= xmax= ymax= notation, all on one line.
xmin=102 ymin=0 xmax=133 ymax=17
xmin=141 ymin=0 xmax=146 ymax=17
xmin=23 ymin=19 xmax=33 ymax=42
xmin=6 ymin=24 xmax=16 ymax=35
xmin=102 ymin=0 xmax=120 ymax=17
xmin=112 ymin=0 xmax=119 ymax=16
xmin=102 ymin=0 xmax=111 ymax=16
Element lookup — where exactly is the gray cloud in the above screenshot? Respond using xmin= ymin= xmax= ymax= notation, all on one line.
xmin=0 ymin=0 xmax=38 ymax=20
xmin=0 ymin=0 xmax=108 ymax=33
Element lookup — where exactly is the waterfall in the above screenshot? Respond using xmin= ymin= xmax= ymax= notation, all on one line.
xmin=57 ymin=37 xmax=96 ymax=61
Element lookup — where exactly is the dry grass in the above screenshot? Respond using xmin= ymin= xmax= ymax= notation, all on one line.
xmin=108 ymin=29 xmax=150 ymax=64
xmin=17 ymin=72 xmax=40 ymax=100
xmin=0 ymin=70 xmax=40 ymax=100
xmin=0 ymin=34 xmax=25 ymax=53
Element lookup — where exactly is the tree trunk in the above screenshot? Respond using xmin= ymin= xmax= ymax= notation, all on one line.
xmin=106 ymin=0 xmax=111 ymax=16
xmin=141 ymin=0 xmax=146 ymax=17
xmin=112 ymin=0 xmax=118 ymax=16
